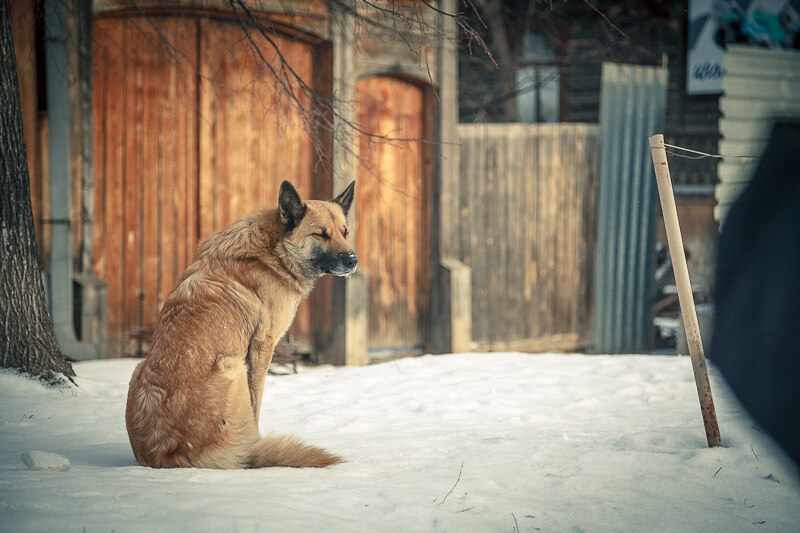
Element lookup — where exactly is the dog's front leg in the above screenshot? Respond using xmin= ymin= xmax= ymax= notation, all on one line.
xmin=246 ymin=326 xmax=275 ymax=424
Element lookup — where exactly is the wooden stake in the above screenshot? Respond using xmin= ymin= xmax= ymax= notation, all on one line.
xmin=649 ymin=134 xmax=722 ymax=448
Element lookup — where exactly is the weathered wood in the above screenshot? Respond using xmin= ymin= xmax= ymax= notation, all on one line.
xmin=329 ymin=271 xmax=368 ymax=366
xmin=438 ymin=258 xmax=472 ymax=354
xmin=475 ymin=332 xmax=593 ymax=354
xmin=355 ymin=76 xmax=431 ymax=351
xmin=650 ymin=133 xmax=722 ymax=448
xmin=95 ymin=18 xmax=124 ymax=353
xmin=141 ymin=22 xmax=160 ymax=335
xmin=93 ymin=14 xmax=320 ymax=355
xmin=457 ymin=123 xmax=599 ymax=351
xmin=122 ymin=21 xmax=143 ymax=356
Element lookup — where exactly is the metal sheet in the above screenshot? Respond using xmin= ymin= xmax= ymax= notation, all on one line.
xmin=594 ymin=62 xmax=668 ymax=354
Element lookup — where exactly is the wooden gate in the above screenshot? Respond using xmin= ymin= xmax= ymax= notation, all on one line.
xmin=355 ymin=76 xmax=433 ymax=352
xmin=457 ymin=123 xmax=600 ymax=352
xmin=93 ymin=13 xmax=322 ymax=356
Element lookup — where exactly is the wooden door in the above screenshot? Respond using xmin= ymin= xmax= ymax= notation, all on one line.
xmin=93 ymin=14 xmax=318 ymax=356
xmin=355 ymin=76 xmax=432 ymax=352
xmin=196 ymin=18 xmax=318 ymax=349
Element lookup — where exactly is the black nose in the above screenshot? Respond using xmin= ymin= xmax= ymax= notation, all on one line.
xmin=340 ymin=252 xmax=358 ymax=270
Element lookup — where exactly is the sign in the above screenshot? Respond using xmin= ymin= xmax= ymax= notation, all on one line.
xmin=687 ymin=0 xmax=800 ymax=94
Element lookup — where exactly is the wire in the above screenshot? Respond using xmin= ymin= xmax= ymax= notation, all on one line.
xmin=655 ymin=142 xmax=760 ymax=161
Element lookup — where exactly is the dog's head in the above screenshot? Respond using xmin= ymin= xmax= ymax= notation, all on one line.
xmin=279 ymin=180 xmax=358 ymax=279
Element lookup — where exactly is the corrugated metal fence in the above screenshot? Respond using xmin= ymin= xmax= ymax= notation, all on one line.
xmin=457 ymin=123 xmax=600 ymax=352
xmin=594 ymin=62 xmax=668 ymax=354
xmin=717 ymin=46 xmax=800 ymax=224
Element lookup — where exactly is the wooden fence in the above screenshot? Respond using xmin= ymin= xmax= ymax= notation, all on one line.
xmin=457 ymin=123 xmax=600 ymax=351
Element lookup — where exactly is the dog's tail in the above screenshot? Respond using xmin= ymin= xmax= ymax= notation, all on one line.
xmin=246 ymin=435 xmax=341 ymax=468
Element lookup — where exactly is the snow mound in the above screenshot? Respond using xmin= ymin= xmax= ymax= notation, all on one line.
xmin=20 ymin=451 xmax=71 ymax=472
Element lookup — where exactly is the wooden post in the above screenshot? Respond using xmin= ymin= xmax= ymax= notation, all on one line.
xmin=438 ymin=259 xmax=472 ymax=353
xmin=327 ymin=271 xmax=367 ymax=366
xmin=649 ymin=134 xmax=722 ymax=448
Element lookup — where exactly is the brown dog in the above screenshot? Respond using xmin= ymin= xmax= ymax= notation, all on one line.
xmin=125 ymin=181 xmax=356 ymax=468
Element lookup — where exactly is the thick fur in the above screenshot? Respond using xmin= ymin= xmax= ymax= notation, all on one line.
xmin=125 ymin=181 xmax=356 ymax=469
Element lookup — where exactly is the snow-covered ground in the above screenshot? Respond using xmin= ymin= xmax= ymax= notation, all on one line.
xmin=1 ymin=352 xmax=798 ymax=532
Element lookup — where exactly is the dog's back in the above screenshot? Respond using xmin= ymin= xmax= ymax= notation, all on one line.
xmin=125 ymin=182 xmax=356 ymax=469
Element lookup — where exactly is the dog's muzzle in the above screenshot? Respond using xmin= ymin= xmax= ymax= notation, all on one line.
xmin=314 ymin=248 xmax=358 ymax=277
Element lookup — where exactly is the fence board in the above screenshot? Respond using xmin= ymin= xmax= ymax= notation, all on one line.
xmin=457 ymin=123 xmax=600 ymax=350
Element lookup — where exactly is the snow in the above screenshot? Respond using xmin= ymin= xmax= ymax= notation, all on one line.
xmin=1 ymin=352 xmax=798 ymax=532
xmin=20 ymin=450 xmax=71 ymax=472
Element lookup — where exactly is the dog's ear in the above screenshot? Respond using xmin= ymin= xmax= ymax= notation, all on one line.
xmin=333 ymin=181 xmax=356 ymax=217
xmin=279 ymin=181 xmax=306 ymax=231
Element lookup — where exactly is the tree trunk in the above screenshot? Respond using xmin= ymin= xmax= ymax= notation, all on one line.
xmin=476 ymin=0 xmax=519 ymax=122
xmin=0 ymin=0 xmax=75 ymax=382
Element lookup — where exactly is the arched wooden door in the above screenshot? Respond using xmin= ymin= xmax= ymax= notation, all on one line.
xmin=93 ymin=13 xmax=321 ymax=356
xmin=355 ymin=76 xmax=433 ymax=352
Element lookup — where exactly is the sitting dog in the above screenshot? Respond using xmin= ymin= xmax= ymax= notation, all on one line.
xmin=125 ymin=181 xmax=356 ymax=468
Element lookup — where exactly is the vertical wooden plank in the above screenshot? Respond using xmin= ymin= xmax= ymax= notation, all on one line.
xmin=472 ymin=124 xmax=486 ymax=341
xmin=157 ymin=17 xmax=177 ymax=305
xmin=356 ymin=79 xmax=375 ymax=342
xmin=291 ymin=40 xmax=317 ymax=345
xmin=264 ymin=38 xmax=280 ymax=208
xmin=226 ymin=22 xmax=245 ymax=225
xmin=296 ymin=44 xmax=314 ymax=195
xmin=559 ymin=126 xmax=573 ymax=331
xmin=141 ymin=20 xmax=160 ymax=330
xmin=420 ymin=86 xmax=434 ymax=334
xmin=522 ymin=126 xmax=536 ymax=339
xmin=408 ymin=83 xmax=423 ymax=338
xmin=213 ymin=25 xmax=230 ymax=231
xmin=197 ymin=18 xmax=216 ymax=240
xmin=247 ymin=43 xmax=263 ymax=218
xmin=68 ymin=4 xmax=83 ymax=268
xmin=509 ymin=125 xmax=524 ymax=340
xmin=398 ymin=79 xmax=411 ymax=343
xmin=182 ymin=17 xmax=199 ymax=268
xmin=494 ymin=125 xmax=508 ymax=341
xmin=123 ymin=20 xmax=144 ymax=355
xmin=92 ymin=23 xmax=106 ymax=283
xmin=536 ymin=124 xmax=548 ymax=337
xmin=100 ymin=18 xmax=125 ymax=355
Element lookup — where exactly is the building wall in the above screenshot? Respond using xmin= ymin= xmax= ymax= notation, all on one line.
xmin=717 ymin=46 xmax=800 ymax=223
xmin=458 ymin=0 xmax=720 ymax=188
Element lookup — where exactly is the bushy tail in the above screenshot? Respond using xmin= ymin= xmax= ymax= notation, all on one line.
xmin=246 ymin=435 xmax=341 ymax=468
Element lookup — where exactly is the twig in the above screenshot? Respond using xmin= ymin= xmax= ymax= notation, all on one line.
xmin=581 ymin=0 xmax=626 ymax=37
xmin=512 ymin=512 xmax=520 ymax=533
xmin=437 ymin=462 xmax=464 ymax=508
xmin=751 ymin=446 xmax=759 ymax=461
xmin=714 ymin=467 xmax=722 ymax=477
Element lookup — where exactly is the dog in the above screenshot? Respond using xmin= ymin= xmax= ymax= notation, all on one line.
xmin=125 ymin=180 xmax=357 ymax=469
